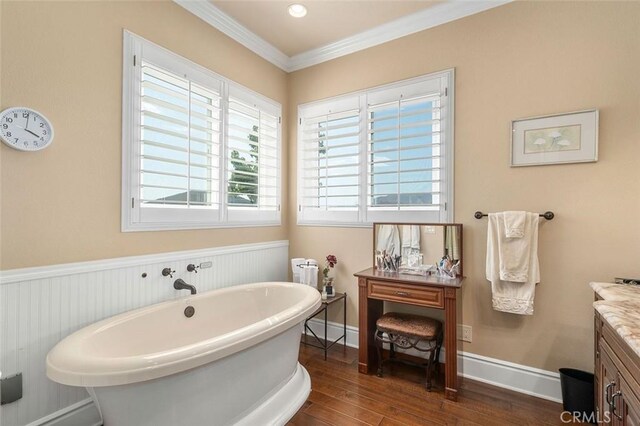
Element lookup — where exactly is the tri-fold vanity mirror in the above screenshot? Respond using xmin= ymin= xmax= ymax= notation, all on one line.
xmin=373 ymin=223 xmax=463 ymax=278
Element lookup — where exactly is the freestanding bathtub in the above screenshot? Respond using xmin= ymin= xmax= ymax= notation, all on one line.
xmin=46 ymin=282 xmax=321 ymax=426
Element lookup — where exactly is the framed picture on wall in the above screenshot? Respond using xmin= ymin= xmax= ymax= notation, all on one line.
xmin=510 ymin=109 xmax=599 ymax=167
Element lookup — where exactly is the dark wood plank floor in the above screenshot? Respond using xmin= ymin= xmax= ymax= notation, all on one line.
xmin=288 ymin=343 xmax=564 ymax=425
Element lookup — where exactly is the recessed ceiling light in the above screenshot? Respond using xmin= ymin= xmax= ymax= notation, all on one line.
xmin=288 ymin=4 xmax=307 ymax=18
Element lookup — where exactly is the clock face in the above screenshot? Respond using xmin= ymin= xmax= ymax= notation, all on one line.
xmin=0 ymin=107 xmax=54 ymax=151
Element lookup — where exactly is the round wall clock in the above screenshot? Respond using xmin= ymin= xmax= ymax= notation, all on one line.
xmin=0 ymin=107 xmax=54 ymax=151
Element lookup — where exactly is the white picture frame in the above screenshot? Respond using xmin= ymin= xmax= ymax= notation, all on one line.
xmin=511 ymin=109 xmax=599 ymax=167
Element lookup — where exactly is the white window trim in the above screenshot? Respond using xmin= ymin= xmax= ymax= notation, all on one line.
xmin=122 ymin=31 xmax=282 ymax=232
xmin=296 ymin=69 xmax=455 ymax=227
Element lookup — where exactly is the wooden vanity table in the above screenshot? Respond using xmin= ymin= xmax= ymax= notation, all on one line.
xmin=355 ymin=222 xmax=464 ymax=401
xmin=354 ymin=268 xmax=463 ymax=401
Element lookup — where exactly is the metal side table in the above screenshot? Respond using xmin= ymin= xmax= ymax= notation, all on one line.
xmin=303 ymin=292 xmax=347 ymax=360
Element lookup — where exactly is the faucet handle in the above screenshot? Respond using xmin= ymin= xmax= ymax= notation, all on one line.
xmin=161 ymin=267 xmax=175 ymax=278
xmin=187 ymin=264 xmax=199 ymax=273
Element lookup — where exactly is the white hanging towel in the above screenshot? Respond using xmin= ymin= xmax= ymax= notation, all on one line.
xmin=486 ymin=211 xmax=540 ymax=315
xmin=401 ymin=225 xmax=421 ymax=262
xmin=291 ymin=258 xmax=305 ymax=283
xmin=401 ymin=225 xmax=421 ymax=250
xmin=377 ymin=224 xmax=401 ymax=257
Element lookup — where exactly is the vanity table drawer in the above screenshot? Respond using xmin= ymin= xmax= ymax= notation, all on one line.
xmin=368 ymin=280 xmax=444 ymax=308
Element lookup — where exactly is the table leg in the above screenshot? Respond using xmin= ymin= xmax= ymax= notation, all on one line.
xmin=358 ymin=278 xmax=383 ymax=374
xmin=444 ymin=287 xmax=458 ymax=401
xmin=324 ymin=303 xmax=328 ymax=360
xmin=343 ymin=294 xmax=347 ymax=352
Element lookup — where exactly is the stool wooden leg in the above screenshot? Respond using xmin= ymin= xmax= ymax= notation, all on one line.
xmin=389 ymin=341 xmax=395 ymax=359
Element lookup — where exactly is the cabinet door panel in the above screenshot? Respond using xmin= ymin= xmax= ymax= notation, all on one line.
xmin=600 ymin=346 xmax=619 ymax=425
xmin=621 ymin=377 xmax=640 ymax=426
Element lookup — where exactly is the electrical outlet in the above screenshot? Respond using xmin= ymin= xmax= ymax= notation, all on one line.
xmin=199 ymin=261 xmax=213 ymax=269
xmin=458 ymin=325 xmax=472 ymax=342
xmin=425 ymin=226 xmax=436 ymax=234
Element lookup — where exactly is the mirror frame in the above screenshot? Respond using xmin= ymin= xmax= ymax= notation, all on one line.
xmin=372 ymin=222 xmax=463 ymax=277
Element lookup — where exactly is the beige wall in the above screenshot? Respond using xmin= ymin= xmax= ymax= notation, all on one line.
xmin=0 ymin=1 xmax=288 ymax=269
xmin=3 ymin=0 xmax=640 ymax=374
xmin=288 ymin=1 xmax=640 ymax=372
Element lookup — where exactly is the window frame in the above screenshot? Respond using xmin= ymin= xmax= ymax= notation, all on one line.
xmin=296 ymin=69 xmax=454 ymax=227
xmin=122 ymin=31 xmax=282 ymax=232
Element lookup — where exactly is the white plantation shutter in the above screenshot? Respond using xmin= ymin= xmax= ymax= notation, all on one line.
xmin=298 ymin=96 xmax=363 ymax=224
xmin=297 ymin=71 xmax=453 ymax=226
xmin=226 ymin=85 xmax=281 ymax=223
xmin=366 ymin=77 xmax=448 ymax=223
xmin=122 ymin=32 xmax=281 ymax=231
xmin=139 ymin=63 xmax=222 ymax=210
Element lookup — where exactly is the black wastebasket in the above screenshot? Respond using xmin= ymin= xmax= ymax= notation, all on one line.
xmin=559 ymin=368 xmax=595 ymax=423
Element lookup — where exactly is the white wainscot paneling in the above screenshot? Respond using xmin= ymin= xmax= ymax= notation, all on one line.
xmin=0 ymin=240 xmax=289 ymax=426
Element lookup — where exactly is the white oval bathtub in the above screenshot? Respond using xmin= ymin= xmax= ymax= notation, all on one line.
xmin=46 ymin=282 xmax=321 ymax=426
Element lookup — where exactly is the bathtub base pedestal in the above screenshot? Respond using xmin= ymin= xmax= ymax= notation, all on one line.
xmin=235 ymin=363 xmax=311 ymax=425
xmin=88 ymin=326 xmax=308 ymax=426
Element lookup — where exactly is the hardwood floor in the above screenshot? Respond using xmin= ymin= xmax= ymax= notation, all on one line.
xmin=288 ymin=343 xmax=564 ymax=425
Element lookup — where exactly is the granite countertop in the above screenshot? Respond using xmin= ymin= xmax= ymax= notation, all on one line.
xmin=591 ymin=281 xmax=640 ymax=358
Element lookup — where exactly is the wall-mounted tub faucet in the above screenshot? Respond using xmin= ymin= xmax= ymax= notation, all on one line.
xmin=174 ymin=278 xmax=197 ymax=295
xmin=162 ymin=268 xmax=175 ymax=278
xmin=186 ymin=264 xmax=199 ymax=273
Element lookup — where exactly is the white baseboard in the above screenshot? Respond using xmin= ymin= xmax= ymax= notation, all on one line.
xmin=304 ymin=317 xmax=360 ymax=349
xmin=304 ymin=318 xmax=562 ymax=403
xmin=26 ymin=398 xmax=101 ymax=426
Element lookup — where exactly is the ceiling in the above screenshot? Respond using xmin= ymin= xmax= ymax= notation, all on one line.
xmin=211 ymin=1 xmax=441 ymax=57
xmin=175 ymin=0 xmax=510 ymax=71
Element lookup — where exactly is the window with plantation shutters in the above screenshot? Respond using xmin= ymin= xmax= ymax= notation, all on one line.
xmin=298 ymin=97 xmax=362 ymax=224
xmin=122 ymin=32 xmax=281 ymax=231
xmin=297 ymin=70 xmax=453 ymax=226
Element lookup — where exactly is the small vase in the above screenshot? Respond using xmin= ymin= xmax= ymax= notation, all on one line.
xmin=322 ymin=277 xmax=334 ymax=297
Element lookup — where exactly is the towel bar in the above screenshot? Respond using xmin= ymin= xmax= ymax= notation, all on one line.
xmin=474 ymin=211 xmax=554 ymax=220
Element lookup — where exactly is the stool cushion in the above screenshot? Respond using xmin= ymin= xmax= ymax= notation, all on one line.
xmin=376 ymin=312 xmax=442 ymax=340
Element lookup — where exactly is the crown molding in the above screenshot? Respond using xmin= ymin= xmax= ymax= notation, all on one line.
xmin=174 ymin=0 xmax=512 ymax=73
xmin=173 ymin=0 xmax=290 ymax=71
xmin=287 ymin=1 xmax=512 ymax=71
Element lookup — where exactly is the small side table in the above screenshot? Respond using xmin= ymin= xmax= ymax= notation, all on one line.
xmin=303 ymin=292 xmax=347 ymax=360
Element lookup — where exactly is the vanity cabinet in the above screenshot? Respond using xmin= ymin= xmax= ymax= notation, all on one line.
xmin=594 ymin=310 xmax=640 ymax=425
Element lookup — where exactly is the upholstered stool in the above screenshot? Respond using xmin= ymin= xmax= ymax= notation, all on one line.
xmin=375 ymin=312 xmax=443 ymax=391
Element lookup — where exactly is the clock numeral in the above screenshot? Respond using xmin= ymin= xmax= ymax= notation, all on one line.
xmin=6 ymin=132 xmax=11 ymax=137
xmin=13 ymin=113 xmax=17 ymax=118
xmin=14 ymin=138 xmax=19 ymax=143
xmin=6 ymin=117 xmax=13 ymax=123
xmin=22 ymin=112 xmax=29 ymax=118
xmin=23 ymin=141 xmax=28 ymax=147
xmin=2 ymin=124 xmax=7 ymax=129
xmin=42 ymin=130 xmax=47 ymax=135
xmin=39 ymin=123 xmax=44 ymax=128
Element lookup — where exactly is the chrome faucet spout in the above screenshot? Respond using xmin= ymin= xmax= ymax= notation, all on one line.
xmin=173 ymin=278 xmax=197 ymax=295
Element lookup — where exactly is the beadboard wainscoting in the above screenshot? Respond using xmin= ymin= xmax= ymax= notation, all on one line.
xmin=305 ymin=318 xmax=562 ymax=403
xmin=0 ymin=240 xmax=288 ymax=426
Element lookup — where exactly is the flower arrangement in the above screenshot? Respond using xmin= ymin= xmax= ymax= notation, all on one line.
xmin=322 ymin=254 xmax=338 ymax=280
